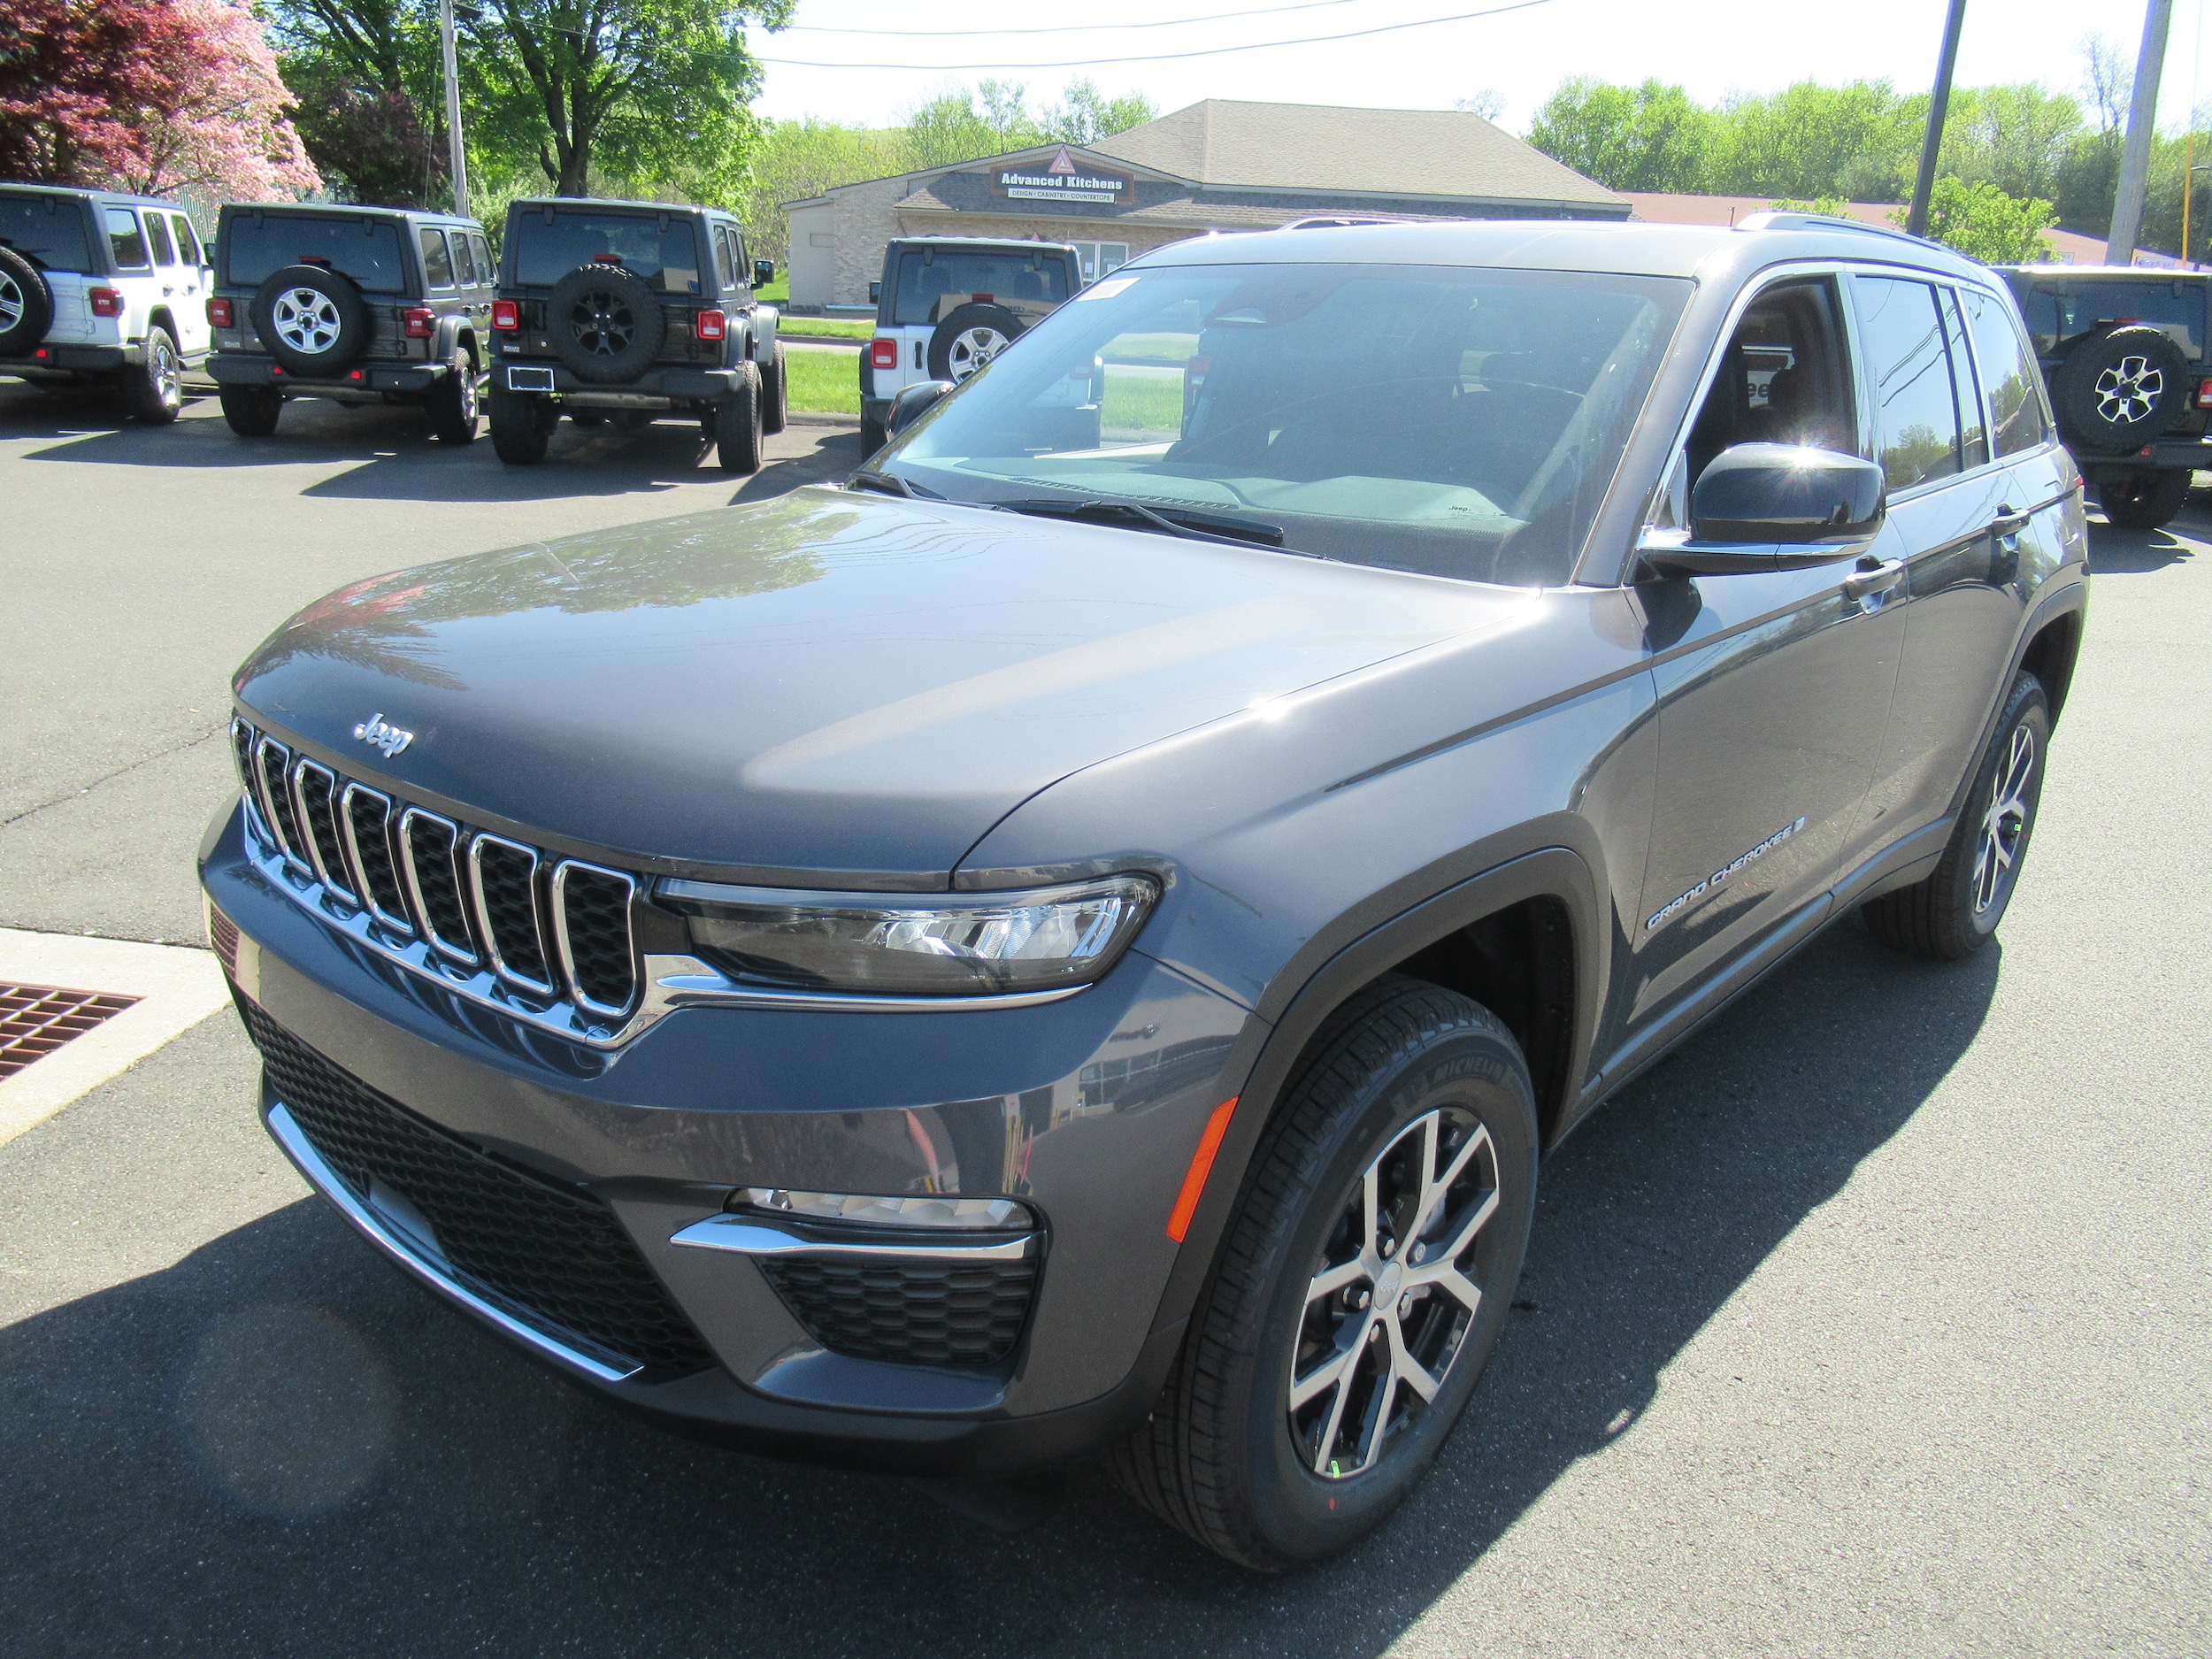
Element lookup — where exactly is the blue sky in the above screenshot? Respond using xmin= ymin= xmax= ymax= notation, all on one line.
xmin=752 ymin=0 xmax=2193 ymax=136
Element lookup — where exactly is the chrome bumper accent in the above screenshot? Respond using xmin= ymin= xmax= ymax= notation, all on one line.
xmin=265 ymin=1101 xmax=642 ymax=1384
xmin=670 ymin=1213 xmax=1039 ymax=1263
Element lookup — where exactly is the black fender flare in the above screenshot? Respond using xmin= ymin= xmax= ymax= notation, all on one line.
xmin=1144 ymin=844 xmax=1604 ymax=1344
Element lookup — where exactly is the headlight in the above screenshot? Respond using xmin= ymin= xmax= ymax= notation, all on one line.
xmin=657 ymin=872 xmax=1158 ymax=996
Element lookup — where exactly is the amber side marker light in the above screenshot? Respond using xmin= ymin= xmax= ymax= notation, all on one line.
xmin=1166 ymin=1096 xmax=1239 ymax=1242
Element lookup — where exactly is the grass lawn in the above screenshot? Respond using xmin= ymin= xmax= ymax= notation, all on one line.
xmin=784 ymin=345 xmax=860 ymax=415
xmin=779 ymin=317 xmax=873 ymax=340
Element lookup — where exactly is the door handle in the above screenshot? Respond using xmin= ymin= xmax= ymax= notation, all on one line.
xmin=1989 ymin=503 xmax=2030 ymax=537
xmin=1842 ymin=557 xmax=1905 ymax=600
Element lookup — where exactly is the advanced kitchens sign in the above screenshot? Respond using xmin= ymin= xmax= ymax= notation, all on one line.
xmin=992 ymin=146 xmax=1132 ymax=204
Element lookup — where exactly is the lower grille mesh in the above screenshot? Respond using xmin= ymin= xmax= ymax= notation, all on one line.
xmin=760 ymin=1256 xmax=1038 ymax=1368
xmin=242 ymin=1000 xmax=714 ymax=1376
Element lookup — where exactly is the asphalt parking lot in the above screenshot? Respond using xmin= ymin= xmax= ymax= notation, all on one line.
xmin=2 ymin=381 xmax=2206 ymax=1657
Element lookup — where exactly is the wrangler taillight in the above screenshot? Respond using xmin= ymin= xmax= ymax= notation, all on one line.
xmin=88 ymin=288 xmax=123 ymax=318
xmin=206 ymin=296 xmax=234 ymax=328
xmin=695 ymin=309 xmax=726 ymax=341
xmin=870 ymin=338 xmax=897 ymax=369
xmin=2197 ymin=375 xmax=2212 ymax=409
xmin=492 ymin=298 xmax=519 ymax=331
xmin=402 ymin=307 xmax=434 ymax=339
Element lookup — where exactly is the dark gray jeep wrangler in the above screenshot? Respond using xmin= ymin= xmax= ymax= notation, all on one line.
xmin=488 ymin=196 xmax=784 ymax=472
xmin=206 ymin=202 xmax=495 ymax=442
xmin=204 ymin=213 xmax=2087 ymax=1571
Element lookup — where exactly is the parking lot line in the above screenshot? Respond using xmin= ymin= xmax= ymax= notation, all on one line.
xmin=0 ymin=928 xmax=231 ymax=1148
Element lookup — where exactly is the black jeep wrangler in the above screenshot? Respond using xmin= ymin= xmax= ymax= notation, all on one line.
xmin=206 ymin=203 xmax=495 ymax=442
xmin=1993 ymin=264 xmax=2210 ymax=529
xmin=488 ymin=197 xmax=783 ymax=472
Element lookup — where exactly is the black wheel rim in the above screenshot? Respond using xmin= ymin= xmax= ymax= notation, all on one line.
xmin=571 ymin=290 xmax=634 ymax=357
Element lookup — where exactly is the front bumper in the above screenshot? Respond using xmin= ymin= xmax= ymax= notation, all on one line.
xmin=199 ymin=801 xmax=1248 ymax=1474
xmin=210 ymin=352 xmax=444 ymax=398
xmin=497 ymin=357 xmax=741 ymax=408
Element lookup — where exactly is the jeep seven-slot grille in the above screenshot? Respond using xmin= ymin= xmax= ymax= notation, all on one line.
xmin=228 ymin=717 xmax=639 ymax=1020
xmin=242 ymin=1000 xmax=713 ymax=1376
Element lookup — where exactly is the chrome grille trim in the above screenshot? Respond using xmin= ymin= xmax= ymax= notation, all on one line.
xmin=339 ymin=782 xmax=414 ymax=936
xmin=467 ymin=833 xmax=557 ymax=996
xmin=398 ymin=807 xmax=480 ymax=966
xmin=253 ymin=736 xmax=311 ymax=875
xmin=550 ymin=862 xmax=639 ymax=1018
xmin=290 ymin=759 xmax=359 ymax=906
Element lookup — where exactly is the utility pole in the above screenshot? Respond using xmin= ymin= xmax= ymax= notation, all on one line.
xmin=1907 ymin=0 xmax=1969 ymax=238
xmin=440 ymin=0 xmax=469 ymax=218
xmin=2108 ymin=0 xmax=2174 ymax=266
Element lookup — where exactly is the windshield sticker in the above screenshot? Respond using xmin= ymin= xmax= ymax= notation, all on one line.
xmin=1646 ymin=817 xmax=1808 ymax=933
xmin=1076 ymin=276 xmax=1140 ymax=302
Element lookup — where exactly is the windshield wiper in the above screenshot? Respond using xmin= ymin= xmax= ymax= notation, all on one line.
xmin=991 ymin=497 xmax=1286 ymax=549
xmin=849 ymin=468 xmax=942 ymax=500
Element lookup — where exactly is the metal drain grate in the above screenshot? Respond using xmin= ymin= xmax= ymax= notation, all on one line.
xmin=0 ymin=984 xmax=142 ymax=1080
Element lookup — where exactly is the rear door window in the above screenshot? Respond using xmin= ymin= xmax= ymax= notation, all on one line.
xmin=1855 ymin=275 xmax=1964 ymax=493
xmin=420 ymin=227 xmax=454 ymax=288
xmin=1962 ymin=288 xmax=2048 ymax=457
xmin=106 ymin=209 xmax=150 ymax=270
xmin=0 ymin=195 xmax=96 ymax=273
xmin=145 ymin=212 xmax=176 ymax=267
xmin=891 ymin=249 xmax=1071 ymax=325
xmin=510 ymin=209 xmax=703 ymax=294
xmin=225 ymin=214 xmax=409 ymax=293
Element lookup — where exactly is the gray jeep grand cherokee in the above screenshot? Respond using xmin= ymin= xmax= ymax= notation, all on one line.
xmin=201 ymin=214 xmax=2086 ymax=1570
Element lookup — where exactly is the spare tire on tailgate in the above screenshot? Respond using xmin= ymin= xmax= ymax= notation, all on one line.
xmin=548 ymin=260 xmax=664 ymax=383
xmin=0 ymin=246 xmax=54 ymax=356
xmin=2053 ymin=323 xmax=2190 ymax=456
xmin=927 ymin=301 xmax=1025 ymax=382
xmin=251 ymin=263 xmax=370 ymax=377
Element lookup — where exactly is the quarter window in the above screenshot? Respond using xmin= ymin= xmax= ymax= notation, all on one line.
xmin=449 ymin=230 xmax=477 ymax=285
xmin=1961 ymin=288 xmax=2049 ymax=458
xmin=419 ymin=227 xmax=454 ymax=288
xmin=170 ymin=213 xmax=202 ymax=267
xmin=472 ymin=234 xmax=495 ymax=284
xmin=104 ymin=208 xmax=149 ymax=270
xmin=713 ymin=227 xmax=735 ymax=289
xmin=1940 ymin=288 xmax=1988 ymax=470
xmin=145 ymin=212 xmax=176 ymax=267
xmin=1855 ymin=276 xmax=1964 ymax=493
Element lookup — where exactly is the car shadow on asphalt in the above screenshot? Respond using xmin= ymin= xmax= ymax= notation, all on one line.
xmin=2088 ymin=521 xmax=2198 ymax=574
xmin=0 ymin=917 xmax=1999 ymax=1658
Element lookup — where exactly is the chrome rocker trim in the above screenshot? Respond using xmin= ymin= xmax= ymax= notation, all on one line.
xmin=670 ymin=1212 xmax=1040 ymax=1263
xmin=264 ymin=1100 xmax=642 ymax=1384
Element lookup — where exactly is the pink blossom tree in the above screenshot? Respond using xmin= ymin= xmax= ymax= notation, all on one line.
xmin=116 ymin=0 xmax=321 ymax=201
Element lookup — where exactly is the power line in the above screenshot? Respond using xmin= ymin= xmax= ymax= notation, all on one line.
xmin=757 ymin=0 xmax=1559 ymax=72
xmin=780 ymin=0 xmax=1363 ymax=37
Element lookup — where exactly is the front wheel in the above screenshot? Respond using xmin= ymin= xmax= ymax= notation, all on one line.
xmin=859 ymin=415 xmax=887 ymax=456
xmin=488 ymin=386 xmax=555 ymax=465
xmin=126 ymin=326 xmax=183 ymax=424
xmin=1864 ymin=671 xmax=2049 ymax=958
xmin=2098 ymin=467 xmax=2192 ymax=531
xmin=1110 ymin=975 xmax=1538 ymax=1570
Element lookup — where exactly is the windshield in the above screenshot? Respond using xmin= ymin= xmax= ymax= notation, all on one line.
xmin=510 ymin=209 xmax=703 ymax=295
xmin=887 ymin=249 xmax=1071 ymax=325
xmin=0 ymin=195 xmax=94 ymax=273
xmin=877 ymin=261 xmax=1690 ymax=586
xmin=226 ymin=213 xmax=408 ymax=293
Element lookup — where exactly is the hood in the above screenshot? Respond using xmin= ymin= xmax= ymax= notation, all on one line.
xmin=236 ymin=487 xmax=1525 ymax=886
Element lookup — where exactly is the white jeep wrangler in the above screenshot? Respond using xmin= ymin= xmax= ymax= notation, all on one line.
xmin=0 ymin=182 xmax=213 ymax=422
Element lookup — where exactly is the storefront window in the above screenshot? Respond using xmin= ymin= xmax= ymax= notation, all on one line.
xmin=1071 ymin=242 xmax=1130 ymax=284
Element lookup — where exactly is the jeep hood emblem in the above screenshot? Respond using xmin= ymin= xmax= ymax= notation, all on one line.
xmin=352 ymin=712 xmax=415 ymax=757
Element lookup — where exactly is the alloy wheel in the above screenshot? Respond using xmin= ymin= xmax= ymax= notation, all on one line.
xmin=1288 ymin=1107 xmax=1501 ymax=1479
xmin=152 ymin=336 xmax=180 ymax=409
xmin=571 ymin=291 xmax=634 ymax=357
xmin=1972 ymin=724 xmax=2036 ymax=914
xmin=2093 ymin=355 xmax=2162 ymax=425
xmin=273 ymin=287 xmax=342 ymax=354
xmin=947 ymin=325 xmax=1010 ymax=381
xmin=458 ymin=362 xmax=478 ymax=420
xmin=0 ymin=272 xmax=22 ymax=331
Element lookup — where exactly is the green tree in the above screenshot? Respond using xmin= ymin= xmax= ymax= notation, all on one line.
xmin=1715 ymin=80 xmax=1921 ymax=201
xmin=1525 ymin=76 xmax=1712 ymax=192
xmin=1041 ymin=79 xmax=1154 ymax=145
xmin=1893 ymin=176 xmax=2055 ymax=263
xmin=737 ymin=116 xmax=905 ymax=262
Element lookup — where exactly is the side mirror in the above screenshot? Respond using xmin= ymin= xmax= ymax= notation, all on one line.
xmin=887 ymin=380 xmax=954 ymax=437
xmin=1644 ymin=443 xmax=1886 ymax=577
xmin=869 ymin=280 xmax=881 ymax=303
xmin=753 ymin=257 xmax=774 ymax=288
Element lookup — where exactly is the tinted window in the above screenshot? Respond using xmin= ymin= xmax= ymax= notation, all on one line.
xmin=226 ymin=213 xmax=408 ymax=293
xmin=2008 ymin=275 xmax=2204 ymax=359
xmin=0 ymin=195 xmax=95 ymax=273
xmin=420 ymin=227 xmax=454 ymax=288
xmin=145 ymin=212 xmax=176 ymax=267
xmin=885 ymin=262 xmax=1690 ymax=588
xmin=1962 ymin=288 xmax=2047 ymax=458
xmin=713 ymin=227 xmax=735 ymax=289
xmin=891 ymin=250 xmax=1071 ymax=325
xmin=1857 ymin=276 xmax=1962 ymax=492
xmin=1940 ymin=288 xmax=1988 ymax=469
xmin=170 ymin=213 xmax=202 ymax=267
xmin=510 ymin=209 xmax=703 ymax=294
xmin=106 ymin=209 xmax=149 ymax=270
xmin=449 ymin=229 xmax=476 ymax=285
xmin=473 ymin=234 xmax=494 ymax=283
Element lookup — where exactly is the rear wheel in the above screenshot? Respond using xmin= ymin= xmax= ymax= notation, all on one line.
xmin=1110 ymin=975 xmax=1538 ymax=1570
xmin=1864 ymin=672 xmax=2049 ymax=959
xmin=125 ymin=326 xmax=183 ymax=424
xmin=2097 ymin=467 xmax=2192 ymax=531
xmin=430 ymin=349 xmax=480 ymax=444
xmin=488 ymin=386 xmax=557 ymax=465
xmin=860 ymin=416 xmax=887 ymax=456
xmin=715 ymin=357 xmax=764 ymax=473
xmin=218 ymin=386 xmax=281 ymax=437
